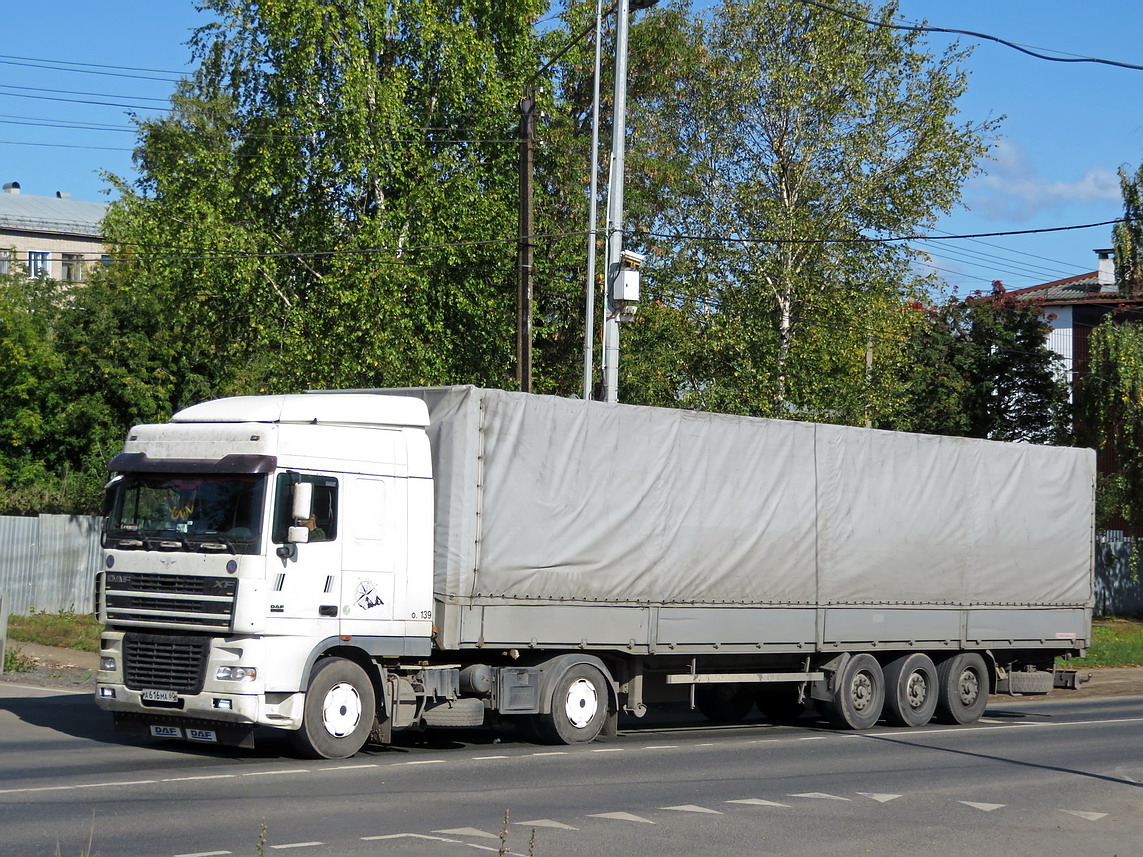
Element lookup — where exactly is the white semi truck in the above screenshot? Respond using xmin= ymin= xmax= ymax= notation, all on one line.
xmin=94 ymin=386 xmax=1094 ymax=758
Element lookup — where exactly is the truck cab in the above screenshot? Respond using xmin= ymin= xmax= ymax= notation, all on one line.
xmin=94 ymin=393 xmax=435 ymax=754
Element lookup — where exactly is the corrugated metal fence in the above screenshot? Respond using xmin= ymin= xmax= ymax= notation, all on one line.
xmin=0 ymin=514 xmax=102 ymax=615
xmin=2 ymin=514 xmax=1142 ymax=617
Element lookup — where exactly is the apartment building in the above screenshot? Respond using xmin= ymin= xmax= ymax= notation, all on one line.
xmin=0 ymin=181 xmax=107 ymax=282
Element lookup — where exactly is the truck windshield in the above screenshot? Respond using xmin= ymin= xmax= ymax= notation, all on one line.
xmin=104 ymin=474 xmax=266 ymax=555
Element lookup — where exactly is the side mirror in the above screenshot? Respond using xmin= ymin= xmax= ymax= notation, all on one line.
xmin=291 ymin=481 xmax=313 ymax=522
xmin=288 ymin=526 xmax=310 ymax=544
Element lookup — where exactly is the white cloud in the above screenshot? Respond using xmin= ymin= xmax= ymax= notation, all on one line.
xmin=969 ymin=140 xmax=1122 ymax=222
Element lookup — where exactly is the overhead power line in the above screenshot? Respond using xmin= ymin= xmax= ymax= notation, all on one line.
xmin=0 ymin=53 xmax=186 ymax=78
xmin=797 ymin=0 xmax=1143 ymax=71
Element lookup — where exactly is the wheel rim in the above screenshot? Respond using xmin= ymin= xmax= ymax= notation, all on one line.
xmin=322 ymin=681 xmax=362 ymax=737
xmin=563 ymin=678 xmax=599 ymax=729
xmin=851 ymin=671 xmax=875 ymax=714
xmin=958 ymin=669 xmax=980 ymax=707
xmin=906 ymin=670 xmax=930 ymax=710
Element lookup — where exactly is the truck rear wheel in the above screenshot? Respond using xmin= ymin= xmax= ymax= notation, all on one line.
xmin=535 ymin=664 xmax=609 ymax=745
xmin=934 ymin=653 xmax=989 ymax=725
xmin=822 ymin=653 xmax=884 ymax=730
xmin=883 ymin=653 xmax=938 ymax=727
xmin=292 ymin=657 xmax=376 ymax=760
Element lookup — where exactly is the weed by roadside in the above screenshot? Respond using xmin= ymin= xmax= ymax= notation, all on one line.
xmin=1064 ymin=619 xmax=1143 ymax=667
xmin=4 ymin=645 xmax=36 ymax=673
xmin=7 ymin=611 xmax=101 ymax=652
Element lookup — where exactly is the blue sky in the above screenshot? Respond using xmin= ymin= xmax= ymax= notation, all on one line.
xmin=2 ymin=1 xmax=1140 ymax=294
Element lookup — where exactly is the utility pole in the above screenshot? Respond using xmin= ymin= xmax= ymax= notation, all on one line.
xmin=516 ymin=87 xmax=536 ymax=393
xmin=600 ymin=0 xmax=632 ymax=404
xmin=582 ymin=0 xmax=604 ymax=401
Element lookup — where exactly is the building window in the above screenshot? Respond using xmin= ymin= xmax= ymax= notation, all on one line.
xmin=0 ymin=249 xmax=10 ymax=276
xmin=62 ymin=253 xmax=84 ymax=282
xmin=28 ymin=251 xmax=50 ymax=278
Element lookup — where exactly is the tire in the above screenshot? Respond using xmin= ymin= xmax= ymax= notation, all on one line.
xmin=933 ymin=653 xmax=990 ymax=725
xmin=695 ymin=685 xmax=755 ymax=723
xmin=535 ymin=664 xmax=610 ymax=745
xmin=754 ymin=687 xmax=805 ymax=723
xmin=882 ymin=653 xmax=938 ymax=727
xmin=821 ymin=653 xmax=885 ymax=730
xmin=291 ymin=657 xmax=376 ymax=759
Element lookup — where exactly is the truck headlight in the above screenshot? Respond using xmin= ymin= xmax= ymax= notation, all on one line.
xmin=215 ymin=666 xmax=258 ymax=682
xmin=99 ymin=657 xmax=117 ymax=671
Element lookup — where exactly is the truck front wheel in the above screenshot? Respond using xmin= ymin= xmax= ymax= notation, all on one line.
xmin=934 ymin=653 xmax=989 ymax=725
xmin=535 ymin=664 xmax=609 ymax=745
xmin=292 ymin=657 xmax=376 ymax=759
xmin=822 ymin=653 xmax=885 ymax=730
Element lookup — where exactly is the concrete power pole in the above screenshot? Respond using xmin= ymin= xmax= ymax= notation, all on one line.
xmin=516 ymin=88 xmax=536 ymax=393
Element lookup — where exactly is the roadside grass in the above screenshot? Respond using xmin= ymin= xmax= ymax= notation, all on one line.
xmin=6 ymin=611 xmax=101 ymax=653
xmin=1065 ymin=619 xmax=1143 ymax=668
xmin=4 ymin=645 xmax=37 ymax=672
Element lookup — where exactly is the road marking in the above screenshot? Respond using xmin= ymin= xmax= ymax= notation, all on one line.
xmin=434 ymin=828 xmax=500 ymax=839
xmin=463 ymin=845 xmax=502 ymax=853
xmin=0 ymin=785 xmax=78 ymax=795
xmin=1060 ymin=810 xmax=1108 ymax=821
xmin=317 ymin=764 xmax=378 ymax=772
xmin=162 ymin=775 xmax=237 ymax=783
xmin=361 ymin=834 xmax=459 ymax=842
xmin=530 ymin=751 xmax=568 ymax=757
xmin=173 ymin=851 xmax=232 ymax=857
xmin=856 ymin=793 xmax=902 ymax=803
xmin=789 ymin=792 xmax=850 ymax=801
xmin=798 ymin=736 xmax=829 ymax=741
xmin=515 ymin=819 xmax=578 ymax=830
xmin=243 ymin=770 xmax=308 ymax=777
xmin=402 ymin=759 xmax=446 ymax=766
xmin=959 ymin=801 xmax=1005 ymax=812
xmin=591 ymin=748 xmax=625 ymax=753
xmin=0 ymin=683 xmax=83 ymax=695
xmin=695 ymin=742 xmax=716 ymax=747
xmin=76 ymin=780 xmax=157 ymax=788
xmin=645 ymin=745 xmax=679 ymax=750
xmin=662 ymin=805 xmax=722 ymax=814
xmin=473 ymin=755 xmax=508 ymax=760
xmin=269 ymin=843 xmax=323 ymax=850
xmin=589 ymin=812 xmax=655 ymax=824
xmin=726 ymin=798 xmax=789 ymax=808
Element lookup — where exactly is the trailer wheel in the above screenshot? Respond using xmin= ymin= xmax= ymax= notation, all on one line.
xmin=292 ymin=657 xmax=376 ymax=760
xmin=754 ymin=687 xmax=805 ymax=723
xmin=934 ymin=653 xmax=989 ymax=725
xmin=883 ymin=653 xmax=938 ymax=727
xmin=696 ymin=685 xmax=755 ymax=723
xmin=535 ymin=664 xmax=609 ymax=745
xmin=822 ymin=653 xmax=884 ymax=730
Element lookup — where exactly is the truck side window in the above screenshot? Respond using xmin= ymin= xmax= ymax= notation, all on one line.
xmin=272 ymin=474 xmax=339 ymax=543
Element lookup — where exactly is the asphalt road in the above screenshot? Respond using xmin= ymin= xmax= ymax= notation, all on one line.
xmin=1 ymin=683 xmax=1140 ymax=857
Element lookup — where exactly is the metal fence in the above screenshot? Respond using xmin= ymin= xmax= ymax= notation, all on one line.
xmin=2 ymin=514 xmax=1142 ymax=618
xmin=0 ymin=514 xmax=102 ymax=616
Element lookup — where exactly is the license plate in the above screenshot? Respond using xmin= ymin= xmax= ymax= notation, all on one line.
xmin=149 ymin=725 xmax=183 ymax=739
xmin=141 ymin=688 xmax=178 ymax=702
xmin=187 ymin=729 xmax=218 ymax=743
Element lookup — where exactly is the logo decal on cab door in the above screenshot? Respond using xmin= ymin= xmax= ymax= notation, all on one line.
xmin=355 ymin=580 xmax=384 ymax=610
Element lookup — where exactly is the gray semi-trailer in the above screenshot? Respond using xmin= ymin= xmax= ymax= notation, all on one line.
xmin=94 ymin=386 xmax=1093 ymax=758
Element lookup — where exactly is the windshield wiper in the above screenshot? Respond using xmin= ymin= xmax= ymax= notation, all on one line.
xmin=187 ymin=534 xmax=239 ymax=555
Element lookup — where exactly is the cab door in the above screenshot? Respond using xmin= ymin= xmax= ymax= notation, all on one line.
xmin=340 ymin=475 xmax=406 ymax=637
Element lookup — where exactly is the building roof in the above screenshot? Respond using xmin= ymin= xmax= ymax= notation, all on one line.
xmin=1006 ymin=271 xmax=1143 ymax=306
xmin=0 ymin=189 xmax=107 ymax=238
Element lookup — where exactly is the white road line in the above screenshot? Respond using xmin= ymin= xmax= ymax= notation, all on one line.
xmin=856 ymin=792 xmax=902 ymax=803
xmin=515 ymin=819 xmax=578 ymax=830
xmin=269 ymin=843 xmax=323 ymax=850
xmin=589 ymin=812 xmax=655 ymax=824
xmin=434 ymin=828 xmax=500 ymax=840
xmin=0 ymin=683 xmax=84 ymax=695
xmin=789 ymin=792 xmax=850 ymax=801
xmin=403 ymin=759 xmax=446 ymax=766
xmin=590 ymin=748 xmax=625 ymax=753
xmin=76 ymin=780 xmax=157 ymax=789
xmin=162 ymin=775 xmax=237 ymax=783
xmin=473 ymin=755 xmax=508 ymax=760
xmin=1060 ymin=810 xmax=1108 ymax=821
xmin=464 ymin=844 xmax=502 ymax=853
xmin=726 ymin=798 xmax=789 ymax=808
xmin=662 ymin=805 xmax=722 ymax=814
xmin=317 ymin=764 xmax=378 ymax=772
xmin=173 ymin=851 xmax=232 ymax=857
xmin=243 ymin=769 xmax=308 ymax=777
xmin=530 ymin=751 xmax=568 ymax=757
xmin=361 ymin=834 xmax=459 ymax=842
xmin=798 ymin=736 xmax=828 ymax=741
xmin=959 ymin=801 xmax=1005 ymax=812
xmin=645 ymin=745 xmax=679 ymax=750
xmin=0 ymin=785 xmax=78 ymax=795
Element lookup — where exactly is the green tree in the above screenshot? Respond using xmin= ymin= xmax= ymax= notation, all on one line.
xmin=893 ymin=282 xmax=1070 ymax=444
xmin=618 ymin=0 xmax=996 ymax=420
xmin=1114 ymin=161 xmax=1143 ymax=298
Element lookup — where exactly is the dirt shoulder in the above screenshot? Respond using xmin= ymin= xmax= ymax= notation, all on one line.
xmin=4 ymin=639 xmax=1143 ymax=700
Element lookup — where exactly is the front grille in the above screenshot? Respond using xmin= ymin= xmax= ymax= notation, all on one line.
xmin=124 ymin=633 xmax=209 ymax=693
xmin=104 ymin=572 xmax=237 ymax=630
